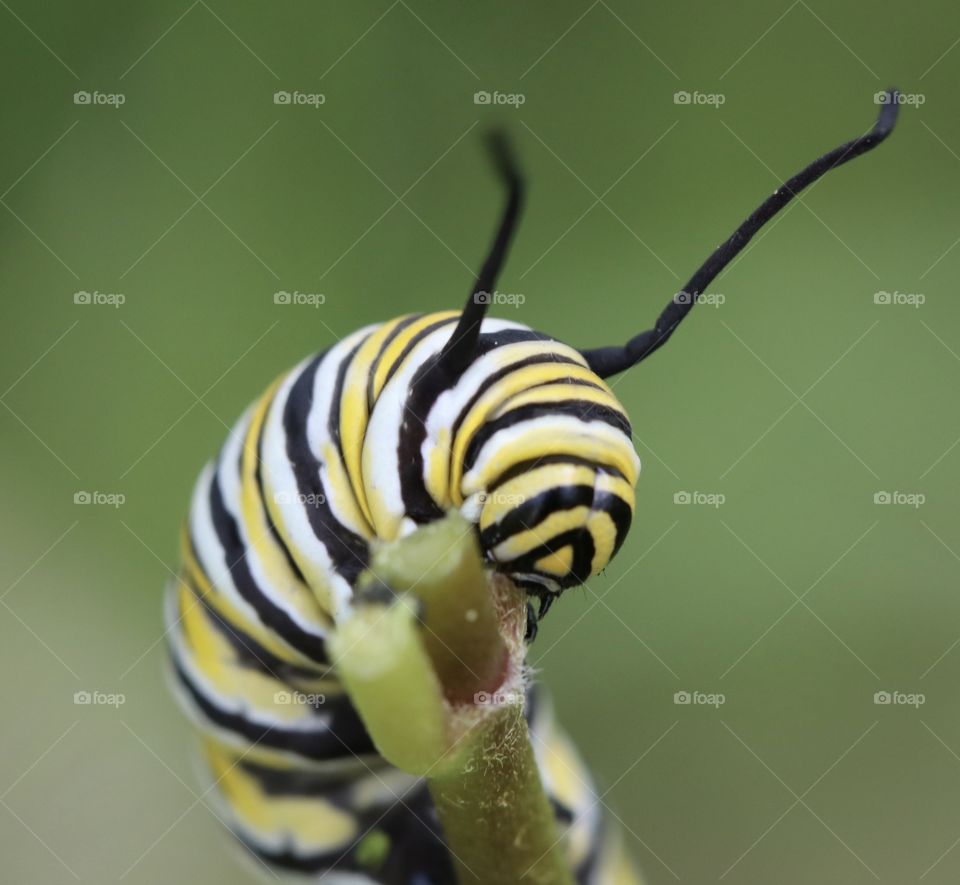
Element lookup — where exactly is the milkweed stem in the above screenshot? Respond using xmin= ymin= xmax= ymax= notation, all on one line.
xmin=429 ymin=702 xmax=576 ymax=885
xmin=330 ymin=513 xmax=575 ymax=884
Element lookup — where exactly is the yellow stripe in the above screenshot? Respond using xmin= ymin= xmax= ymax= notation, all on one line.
xmin=589 ymin=471 xmax=634 ymax=573
xmin=463 ymin=423 xmax=640 ymax=498
xmin=423 ymin=425 xmax=453 ymax=512
xmin=450 ymin=360 xmax=608 ymax=503
xmin=180 ymin=527 xmax=320 ymax=669
xmin=176 ymin=581 xmax=330 ymax=726
xmin=340 ymin=317 xmax=416 ymax=526
xmin=369 ymin=310 xmax=459 ymax=401
xmin=586 ymin=510 xmax=618 ymax=576
xmin=534 ymin=546 xmax=574 ymax=577
xmin=478 ymin=464 xmax=596 ymax=532
xmin=239 ymin=380 xmax=334 ymax=635
xmin=492 ymin=506 xmax=591 ymax=561
xmin=492 ymin=382 xmax=627 ymax=422
xmin=478 ymin=465 xmax=634 ymax=577
xmin=204 ymin=740 xmax=360 ymax=852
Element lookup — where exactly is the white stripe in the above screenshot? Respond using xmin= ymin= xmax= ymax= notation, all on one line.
xmin=261 ymin=329 xmax=374 ymax=622
xmin=362 ymin=318 xmax=524 ymax=539
xmin=217 ymin=404 xmax=332 ymax=644
xmin=164 ymin=582 xmax=336 ymax=737
xmin=461 ymin=415 xmax=639 ymax=497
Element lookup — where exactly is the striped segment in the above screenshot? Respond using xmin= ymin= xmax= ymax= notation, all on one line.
xmin=170 ymin=312 xmax=641 ymax=882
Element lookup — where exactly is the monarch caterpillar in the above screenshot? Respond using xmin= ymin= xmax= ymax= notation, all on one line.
xmin=166 ymin=93 xmax=898 ymax=883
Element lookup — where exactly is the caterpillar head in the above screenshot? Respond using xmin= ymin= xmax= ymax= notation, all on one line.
xmin=470 ymin=433 xmax=640 ymax=597
xmin=411 ymin=97 xmax=898 ymax=630
xmin=446 ymin=334 xmax=641 ymax=598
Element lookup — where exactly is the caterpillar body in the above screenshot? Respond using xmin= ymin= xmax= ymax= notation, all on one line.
xmin=167 ymin=99 xmax=898 ymax=883
xmin=167 ymin=310 xmax=639 ymax=883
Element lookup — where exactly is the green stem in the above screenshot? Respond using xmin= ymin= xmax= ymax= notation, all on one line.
xmin=429 ymin=702 xmax=575 ymax=885
xmin=366 ymin=515 xmax=509 ymax=704
xmin=329 ymin=514 xmax=575 ymax=885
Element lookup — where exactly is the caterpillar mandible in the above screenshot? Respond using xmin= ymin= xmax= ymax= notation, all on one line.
xmin=166 ymin=93 xmax=898 ymax=883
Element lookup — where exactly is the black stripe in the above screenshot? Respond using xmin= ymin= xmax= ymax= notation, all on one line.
xmin=375 ymin=315 xmax=458 ymax=401
xmin=499 ymin=491 xmax=632 ymax=589
xmin=508 ymin=527 xmax=596 ymax=587
xmin=172 ymin=656 xmax=374 ymax=761
xmin=479 ymin=484 xmax=595 ymax=549
xmin=206 ymin=466 xmax=330 ymax=662
xmin=235 ymin=782 xmax=451 ymax=881
xmin=180 ymin=568 xmax=329 ymax=677
xmin=463 ymin=400 xmax=631 ymax=473
xmin=397 ymin=329 xmax=561 ymax=524
xmin=237 ymin=757 xmax=374 ymax=799
xmin=551 ymin=798 xmax=575 ymax=826
xmin=253 ymin=401 xmax=309 ymax=587
xmin=447 ymin=354 xmax=585 ymax=466
xmin=327 ymin=341 xmax=364 ymax=460
xmin=365 ymin=314 xmax=423 ymax=407
xmin=594 ymin=491 xmax=634 ymax=560
xmin=283 ymin=355 xmax=370 ymax=585
xmin=573 ymin=800 xmax=607 ymax=885
xmin=488 ymin=454 xmax=627 ymax=492
xmin=521 ymin=376 xmax=606 ymax=394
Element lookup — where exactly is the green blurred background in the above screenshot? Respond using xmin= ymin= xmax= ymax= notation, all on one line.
xmin=1 ymin=1 xmax=958 ymax=882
